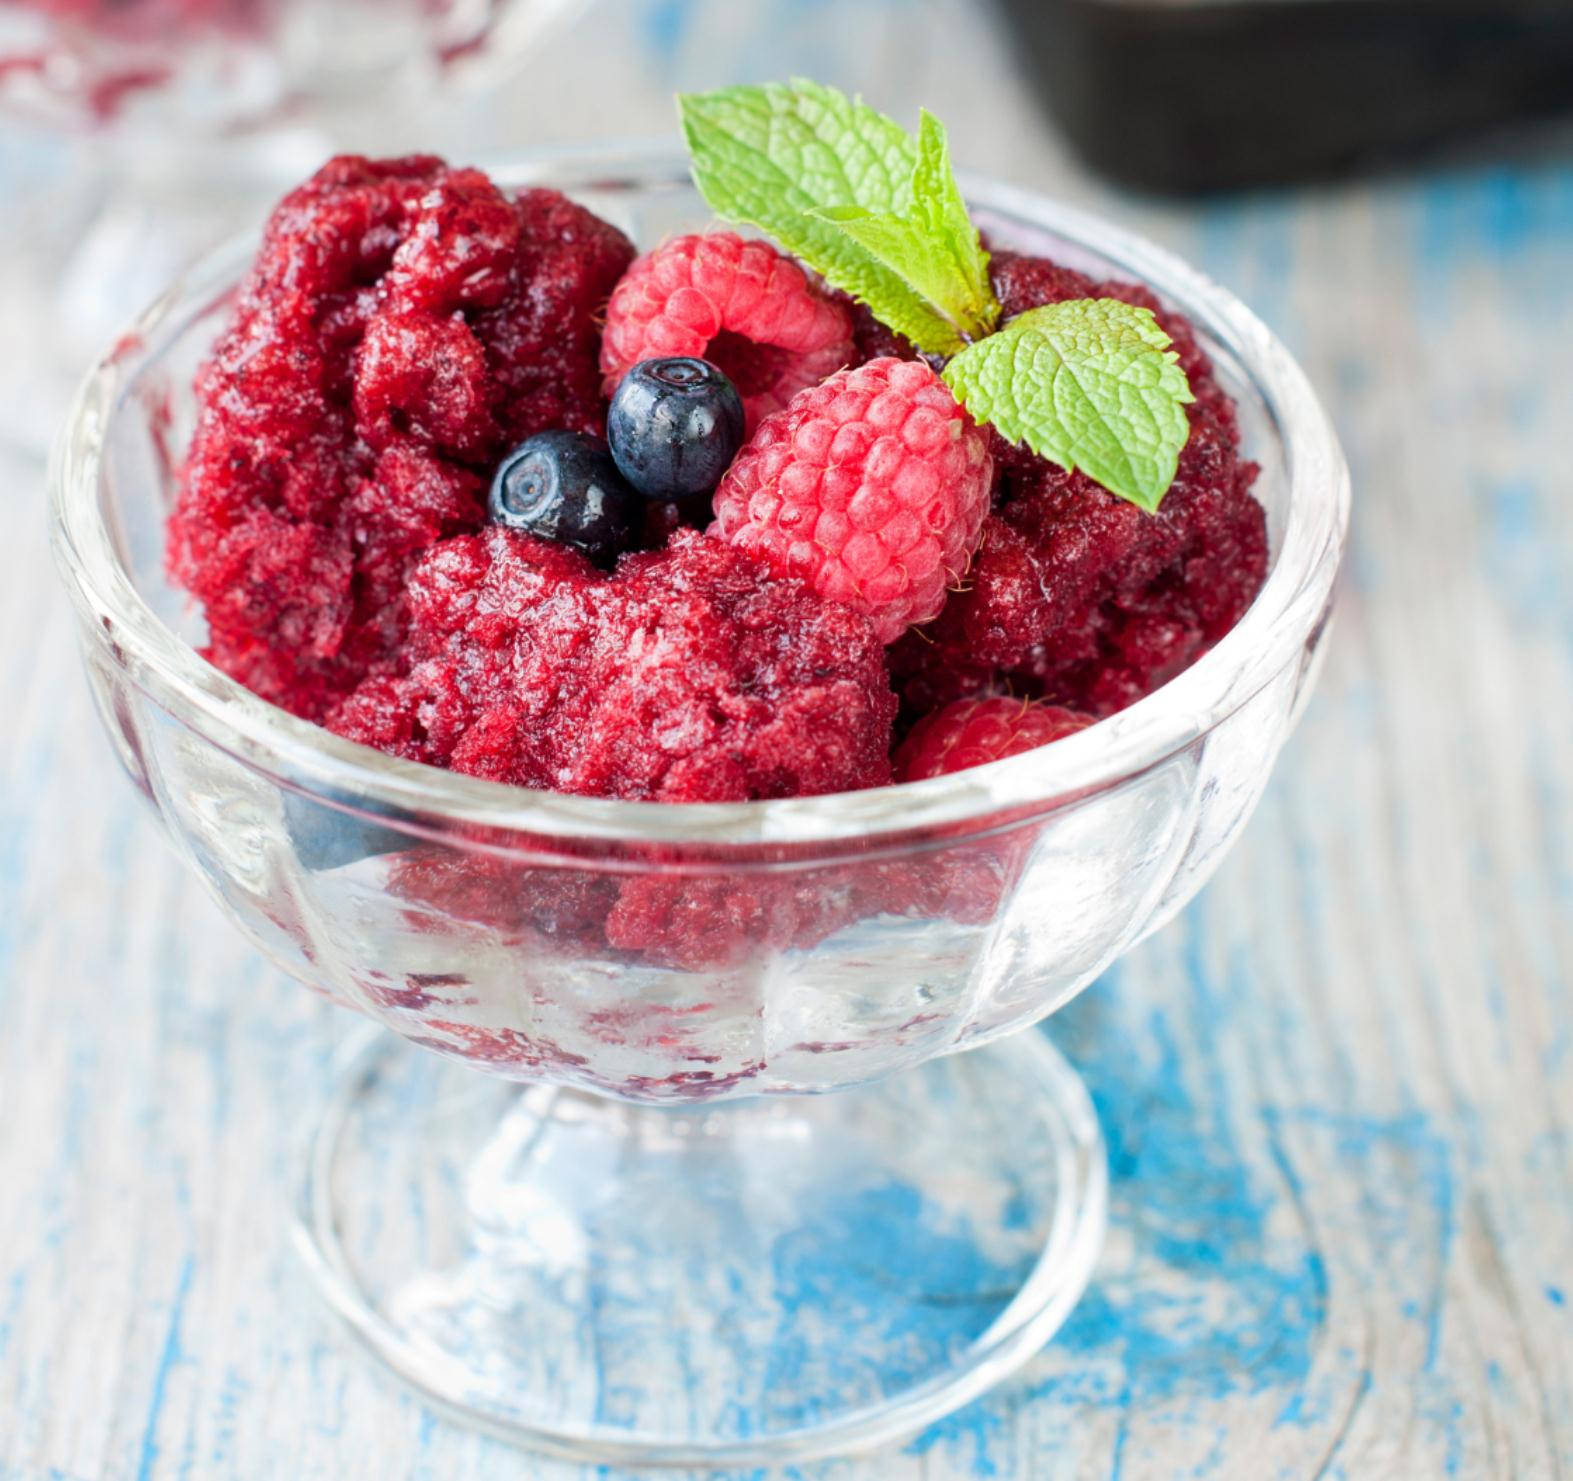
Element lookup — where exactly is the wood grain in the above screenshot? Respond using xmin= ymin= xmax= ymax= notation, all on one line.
xmin=2 ymin=0 xmax=1570 ymax=1475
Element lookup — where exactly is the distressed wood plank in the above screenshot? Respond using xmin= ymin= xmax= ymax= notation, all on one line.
xmin=2 ymin=0 xmax=1571 ymax=1476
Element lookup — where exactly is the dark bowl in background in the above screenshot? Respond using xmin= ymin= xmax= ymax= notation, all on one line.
xmin=994 ymin=0 xmax=1573 ymax=193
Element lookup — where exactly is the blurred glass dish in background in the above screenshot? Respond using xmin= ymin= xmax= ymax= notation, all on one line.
xmin=51 ymin=149 xmax=1348 ymax=1465
xmin=0 ymin=0 xmax=583 ymax=458
xmin=0 ymin=0 xmax=546 ymax=128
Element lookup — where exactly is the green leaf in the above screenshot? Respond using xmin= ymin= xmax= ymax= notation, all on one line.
xmin=943 ymin=299 xmax=1195 ymax=511
xmin=679 ymin=82 xmax=998 ymax=355
xmin=910 ymin=108 xmax=994 ymax=321
xmin=679 ymin=82 xmax=1186 ymax=509
xmin=809 ymin=112 xmax=999 ymax=353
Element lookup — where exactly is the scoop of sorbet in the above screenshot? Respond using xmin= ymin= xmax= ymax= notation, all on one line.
xmin=327 ymin=529 xmax=898 ymax=803
xmin=167 ymin=155 xmax=635 ymax=721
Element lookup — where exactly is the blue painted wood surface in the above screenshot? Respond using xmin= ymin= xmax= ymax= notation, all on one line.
xmin=2 ymin=0 xmax=1571 ymax=1474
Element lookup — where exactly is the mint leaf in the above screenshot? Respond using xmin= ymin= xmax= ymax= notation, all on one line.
xmin=680 ymin=82 xmax=1188 ymax=509
xmin=910 ymin=108 xmax=992 ymax=313
xmin=679 ymin=82 xmax=997 ymax=355
xmin=810 ymin=112 xmax=998 ymax=353
xmin=943 ymin=300 xmax=1194 ymax=511
xmin=678 ymin=81 xmax=916 ymax=307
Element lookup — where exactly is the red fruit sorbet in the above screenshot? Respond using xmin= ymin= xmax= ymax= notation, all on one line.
xmin=11 ymin=0 xmax=262 ymax=27
xmin=888 ymin=249 xmax=1268 ymax=719
xmin=167 ymin=155 xmax=634 ymax=721
xmin=169 ymin=154 xmax=1268 ymax=817
xmin=327 ymin=528 xmax=896 ymax=802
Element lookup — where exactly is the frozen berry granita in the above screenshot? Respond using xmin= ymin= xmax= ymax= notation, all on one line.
xmin=2 ymin=0 xmax=502 ymax=124
xmin=168 ymin=91 xmax=1268 ymax=831
xmin=5 ymin=0 xmax=264 ymax=28
xmin=5 ymin=0 xmax=460 ymax=35
xmin=168 ymin=155 xmax=635 ymax=722
xmin=329 ymin=528 xmax=895 ymax=802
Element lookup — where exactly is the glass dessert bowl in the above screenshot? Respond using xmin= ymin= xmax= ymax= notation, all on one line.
xmin=50 ymin=145 xmax=1348 ymax=1466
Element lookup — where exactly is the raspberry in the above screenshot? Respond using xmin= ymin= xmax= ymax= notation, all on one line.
xmin=168 ymin=155 xmax=633 ymax=720
xmin=328 ymin=528 xmax=896 ymax=802
xmin=895 ymin=697 xmax=1091 ymax=781
xmin=713 ymin=358 xmax=993 ymax=644
xmin=599 ymin=232 xmax=854 ymax=431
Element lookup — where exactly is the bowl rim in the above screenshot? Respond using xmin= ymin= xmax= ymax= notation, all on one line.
xmin=49 ymin=140 xmax=1349 ymax=852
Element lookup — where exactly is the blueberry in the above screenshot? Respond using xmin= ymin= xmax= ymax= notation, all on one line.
xmin=607 ymin=357 xmax=745 ymax=500
xmin=489 ymin=430 xmax=639 ymax=569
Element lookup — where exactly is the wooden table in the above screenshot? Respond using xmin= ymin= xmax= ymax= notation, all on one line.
xmin=3 ymin=1 xmax=1570 ymax=1475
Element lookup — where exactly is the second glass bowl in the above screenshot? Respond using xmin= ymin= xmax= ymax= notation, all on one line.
xmin=0 ymin=0 xmax=537 ymax=128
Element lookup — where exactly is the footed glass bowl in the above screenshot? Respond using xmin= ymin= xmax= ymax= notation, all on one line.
xmin=50 ymin=146 xmax=1348 ymax=1467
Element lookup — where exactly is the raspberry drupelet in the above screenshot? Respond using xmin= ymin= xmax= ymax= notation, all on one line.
xmin=327 ymin=527 xmax=897 ymax=803
xmin=167 ymin=155 xmax=635 ymax=721
xmin=599 ymin=232 xmax=855 ymax=431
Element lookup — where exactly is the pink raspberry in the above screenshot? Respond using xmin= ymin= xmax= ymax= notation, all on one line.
xmin=895 ymin=697 xmax=1092 ymax=782
xmin=599 ymin=232 xmax=854 ymax=430
xmin=713 ymin=357 xmax=993 ymax=644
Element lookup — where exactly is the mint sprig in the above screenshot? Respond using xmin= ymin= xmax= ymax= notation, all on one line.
xmin=679 ymin=81 xmax=997 ymax=355
xmin=678 ymin=80 xmax=1195 ymax=511
xmin=809 ymin=111 xmax=999 ymax=353
xmin=942 ymin=301 xmax=1194 ymax=512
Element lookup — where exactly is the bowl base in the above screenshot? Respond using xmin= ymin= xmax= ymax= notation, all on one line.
xmin=292 ymin=1028 xmax=1107 ymax=1468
